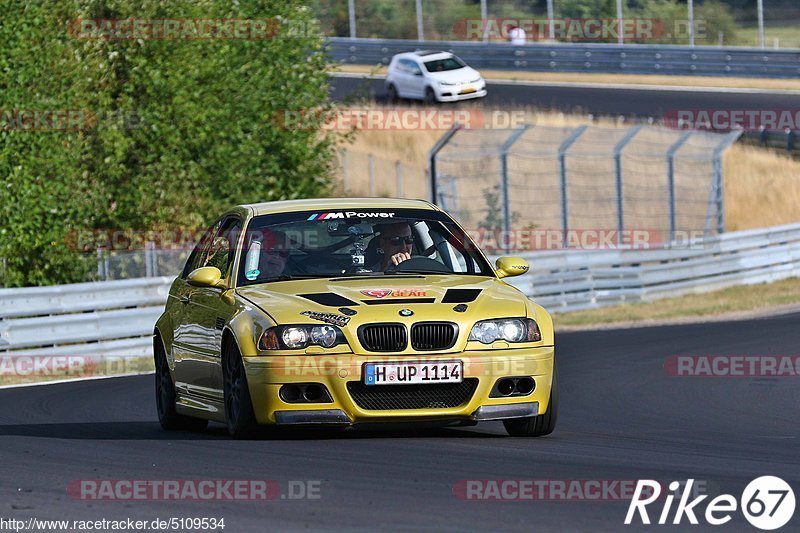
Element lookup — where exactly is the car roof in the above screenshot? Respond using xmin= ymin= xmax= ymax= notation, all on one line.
xmin=394 ymin=50 xmax=453 ymax=62
xmin=240 ymin=197 xmax=440 ymax=217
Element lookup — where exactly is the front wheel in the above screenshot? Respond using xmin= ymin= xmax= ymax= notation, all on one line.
xmin=424 ymin=87 xmax=438 ymax=104
xmin=155 ymin=339 xmax=208 ymax=432
xmin=503 ymin=366 xmax=558 ymax=437
xmin=223 ymin=339 xmax=259 ymax=439
xmin=387 ymin=84 xmax=399 ymax=103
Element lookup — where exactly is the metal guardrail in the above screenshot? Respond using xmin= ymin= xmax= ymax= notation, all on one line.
xmin=327 ymin=37 xmax=800 ymax=78
xmin=0 ymin=277 xmax=171 ymax=357
xmin=1 ymin=223 xmax=798 ymax=356
xmin=502 ymin=222 xmax=800 ymax=312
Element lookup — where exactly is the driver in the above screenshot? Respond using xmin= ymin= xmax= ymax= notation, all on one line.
xmin=374 ymin=222 xmax=414 ymax=270
xmin=260 ymin=229 xmax=290 ymax=275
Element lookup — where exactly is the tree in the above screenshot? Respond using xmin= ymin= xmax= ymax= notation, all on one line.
xmin=1 ymin=0 xmax=339 ymax=287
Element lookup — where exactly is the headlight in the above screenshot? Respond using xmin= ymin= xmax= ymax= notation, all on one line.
xmin=259 ymin=325 xmax=346 ymax=350
xmin=468 ymin=318 xmax=541 ymax=344
xmin=310 ymin=325 xmax=337 ymax=348
xmin=438 ymin=81 xmax=457 ymax=86
xmin=282 ymin=327 xmax=308 ymax=349
xmin=470 ymin=77 xmax=482 ymax=84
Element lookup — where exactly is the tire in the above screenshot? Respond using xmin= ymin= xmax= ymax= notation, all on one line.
xmin=424 ymin=87 xmax=437 ymax=104
xmin=154 ymin=338 xmax=208 ymax=432
xmin=387 ymin=84 xmax=399 ymax=103
xmin=223 ymin=339 xmax=259 ymax=439
xmin=503 ymin=365 xmax=558 ymax=437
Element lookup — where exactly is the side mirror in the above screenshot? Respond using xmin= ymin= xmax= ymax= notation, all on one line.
xmin=414 ymin=70 xmax=423 ymax=76
xmin=187 ymin=266 xmax=226 ymax=288
xmin=495 ymin=257 xmax=530 ymax=279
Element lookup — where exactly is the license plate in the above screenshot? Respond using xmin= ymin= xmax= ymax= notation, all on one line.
xmin=461 ymin=88 xmax=477 ymax=94
xmin=364 ymin=361 xmax=463 ymax=386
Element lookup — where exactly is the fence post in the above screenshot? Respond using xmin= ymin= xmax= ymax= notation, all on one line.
xmin=340 ymin=149 xmax=349 ymax=193
xmin=429 ymin=123 xmax=463 ymax=204
xmin=348 ymin=0 xmax=356 ymax=39
xmin=368 ymin=153 xmax=375 ymax=196
xmin=395 ymin=160 xmax=403 ymax=197
xmin=707 ymin=130 xmax=743 ymax=235
xmin=557 ymin=125 xmax=589 ymax=247
xmin=613 ymin=125 xmax=643 ymax=244
xmin=666 ymin=131 xmax=693 ymax=242
xmin=499 ymin=125 xmax=531 ymax=254
xmin=145 ymin=241 xmax=154 ymax=278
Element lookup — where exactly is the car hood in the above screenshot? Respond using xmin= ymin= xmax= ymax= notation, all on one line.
xmin=425 ymin=66 xmax=482 ymax=84
xmin=236 ymin=275 xmax=527 ymax=340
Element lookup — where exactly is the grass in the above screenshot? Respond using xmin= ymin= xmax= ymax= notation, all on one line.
xmin=334 ymin=64 xmax=800 ymax=91
xmin=0 ymin=356 xmax=153 ymax=387
xmin=737 ymin=25 xmax=800 ymax=50
xmin=553 ymin=276 xmax=800 ymax=328
xmin=334 ymin=104 xmax=800 ymax=231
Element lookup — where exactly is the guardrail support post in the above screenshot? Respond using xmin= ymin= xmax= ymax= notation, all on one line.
xmin=429 ymin=123 xmax=462 ymax=204
xmin=499 ymin=125 xmax=532 ymax=254
xmin=666 ymin=131 xmax=693 ymax=242
xmin=613 ymin=125 xmax=643 ymax=245
xmin=557 ymin=125 xmax=589 ymax=247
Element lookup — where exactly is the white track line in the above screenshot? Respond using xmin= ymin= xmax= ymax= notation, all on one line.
xmin=330 ymin=71 xmax=800 ymax=96
xmin=0 ymin=371 xmax=154 ymax=390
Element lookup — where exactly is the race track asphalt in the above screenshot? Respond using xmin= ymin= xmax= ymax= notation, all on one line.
xmin=2 ymin=311 xmax=798 ymax=531
xmin=330 ymin=74 xmax=800 ymax=120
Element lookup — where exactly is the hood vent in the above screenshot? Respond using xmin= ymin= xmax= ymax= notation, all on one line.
xmin=361 ymin=298 xmax=435 ymax=305
xmin=299 ymin=293 xmax=359 ymax=307
xmin=442 ymin=288 xmax=482 ymax=304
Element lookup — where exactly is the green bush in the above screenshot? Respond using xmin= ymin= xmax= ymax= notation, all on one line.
xmin=0 ymin=0 xmax=338 ymax=287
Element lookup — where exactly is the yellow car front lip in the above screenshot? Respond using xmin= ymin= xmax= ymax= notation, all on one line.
xmin=243 ymin=347 xmax=554 ymax=425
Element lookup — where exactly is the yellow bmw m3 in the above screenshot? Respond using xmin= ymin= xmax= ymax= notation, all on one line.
xmin=154 ymin=198 xmax=557 ymax=438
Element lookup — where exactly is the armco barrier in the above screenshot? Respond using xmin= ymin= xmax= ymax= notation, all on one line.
xmin=1 ymin=223 xmax=799 ymax=356
xmin=326 ymin=37 xmax=800 ymax=79
xmin=502 ymin=222 xmax=800 ymax=312
xmin=0 ymin=277 xmax=172 ymax=358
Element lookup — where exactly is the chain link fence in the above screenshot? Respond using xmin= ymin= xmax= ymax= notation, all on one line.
xmin=431 ymin=123 xmax=741 ymax=251
xmin=95 ymin=245 xmax=189 ymax=281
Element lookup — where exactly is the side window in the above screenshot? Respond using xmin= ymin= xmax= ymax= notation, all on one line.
xmin=203 ymin=217 xmax=242 ymax=279
xmin=405 ymin=59 xmax=422 ymax=75
xmin=181 ymin=220 xmax=221 ymax=279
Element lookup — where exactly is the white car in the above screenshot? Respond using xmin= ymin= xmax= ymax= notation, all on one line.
xmin=385 ymin=51 xmax=487 ymax=103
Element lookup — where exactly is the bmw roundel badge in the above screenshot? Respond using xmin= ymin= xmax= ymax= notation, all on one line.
xmin=399 ymin=309 xmax=414 ymax=317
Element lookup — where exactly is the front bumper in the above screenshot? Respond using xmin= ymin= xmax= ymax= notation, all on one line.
xmin=436 ymin=87 xmax=488 ymax=102
xmin=243 ymin=347 xmax=554 ymax=425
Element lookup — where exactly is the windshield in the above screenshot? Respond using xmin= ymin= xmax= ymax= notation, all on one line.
xmin=236 ymin=208 xmax=493 ymax=286
xmin=423 ymin=56 xmax=466 ymax=72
